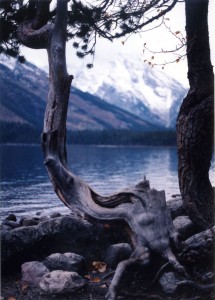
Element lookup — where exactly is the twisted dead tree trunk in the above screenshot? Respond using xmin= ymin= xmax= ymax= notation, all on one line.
xmin=176 ymin=0 xmax=214 ymax=230
xmin=17 ymin=0 xmax=215 ymax=299
xmin=17 ymin=1 xmax=189 ymax=299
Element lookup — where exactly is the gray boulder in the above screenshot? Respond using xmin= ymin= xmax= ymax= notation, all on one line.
xmin=21 ymin=261 xmax=49 ymax=287
xmin=2 ymin=215 xmax=124 ymax=271
xmin=38 ymin=215 xmax=50 ymax=222
xmin=50 ymin=212 xmax=62 ymax=218
xmin=1 ymin=216 xmax=92 ymax=267
xmin=173 ymin=215 xmax=195 ymax=239
xmin=167 ymin=196 xmax=186 ymax=219
xmin=2 ymin=220 xmax=20 ymax=229
xmin=1 ymin=225 xmax=12 ymax=231
xmin=5 ymin=214 xmax=17 ymax=222
xmin=39 ymin=270 xmax=87 ymax=294
xmin=21 ymin=218 xmax=39 ymax=227
xmin=43 ymin=252 xmax=86 ymax=274
xmin=159 ymin=272 xmax=182 ymax=295
xmin=105 ymin=243 xmax=132 ymax=269
xmin=181 ymin=226 xmax=215 ymax=263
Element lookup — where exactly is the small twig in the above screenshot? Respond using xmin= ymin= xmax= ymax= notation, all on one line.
xmin=101 ymin=271 xmax=116 ymax=281
xmin=176 ymin=280 xmax=215 ymax=292
xmin=151 ymin=262 xmax=171 ymax=286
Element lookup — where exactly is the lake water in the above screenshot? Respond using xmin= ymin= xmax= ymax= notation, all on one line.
xmin=1 ymin=144 xmax=214 ymax=221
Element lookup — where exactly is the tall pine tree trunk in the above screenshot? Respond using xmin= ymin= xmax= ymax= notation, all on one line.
xmin=176 ymin=0 xmax=214 ymax=229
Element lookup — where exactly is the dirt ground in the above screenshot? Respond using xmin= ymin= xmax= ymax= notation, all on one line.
xmin=2 ymin=270 xmax=215 ymax=300
xmin=1 ymin=271 xmax=107 ymax=300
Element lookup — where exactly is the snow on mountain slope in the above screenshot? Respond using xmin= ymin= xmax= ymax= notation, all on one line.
xmin=0 ymin=54 xmax=159 ymax=134
xmin=1 ymin=39 xmax=188 ymax=129
xmin=68 ymin=41 xmax=188 ymax=128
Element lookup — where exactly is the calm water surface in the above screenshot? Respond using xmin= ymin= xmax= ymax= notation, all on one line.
xmin=1 ymin=144 xmax=214 ymax=220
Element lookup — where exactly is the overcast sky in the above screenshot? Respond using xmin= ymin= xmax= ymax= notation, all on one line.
xmin=20 ymin=0 xmax=214 ymax=88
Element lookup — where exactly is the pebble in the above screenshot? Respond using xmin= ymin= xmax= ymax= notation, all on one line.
xmin=159 ymin=272 xmax=182 ymax=295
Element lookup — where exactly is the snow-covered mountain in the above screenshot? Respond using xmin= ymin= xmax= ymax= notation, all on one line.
xmin=69 ymin=43 xmax=188 ymax=128
xmin=1 ymin=55 xmax=162 ymax=143
xmin=1 ymin=42 xmax=188 ymax=132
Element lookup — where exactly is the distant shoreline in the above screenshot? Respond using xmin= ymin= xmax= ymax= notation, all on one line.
xmin=0 ymin=129 xmax=177 ymax=146
xmin=0 ymin=143 xmax=178 ymax=148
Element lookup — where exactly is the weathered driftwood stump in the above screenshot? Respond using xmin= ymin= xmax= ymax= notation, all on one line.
xmin=17 ymin=0 xmax=214 ymax=299
xmin=42 ymin=131 xmax=188 ymax=300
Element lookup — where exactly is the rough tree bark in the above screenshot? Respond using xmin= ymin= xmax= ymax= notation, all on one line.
xmin=176 ymin=0 xmax=214 ymax=230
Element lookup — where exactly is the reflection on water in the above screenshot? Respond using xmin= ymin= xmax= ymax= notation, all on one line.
xmin=1 ymin=144 xmax=214 ymax=220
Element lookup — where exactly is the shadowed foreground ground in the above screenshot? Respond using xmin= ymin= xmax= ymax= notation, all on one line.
xmin=1 ymin=196 xmax=214 ymax=300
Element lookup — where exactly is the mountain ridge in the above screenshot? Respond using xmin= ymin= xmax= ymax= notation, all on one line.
xmin=68 ymin=45 xmax=188 ymax=128
xmin=0 ymin=55 xmax=162 ymax=143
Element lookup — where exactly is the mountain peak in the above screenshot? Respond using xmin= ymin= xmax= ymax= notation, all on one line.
xmin=0 ymin=54 xmax=161 ymax=144
xmin=68 ymin=44 xmax=187 ymax=128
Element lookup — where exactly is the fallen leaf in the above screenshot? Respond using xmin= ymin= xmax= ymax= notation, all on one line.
xmin=92 ymin=261 xmax=107 ymax=273
xmin=103 ymin=224 xmax=111 ymax=229
xmin=84 ymin=275 xmax=91 ymax=280
xmin=91 ymin=277 xmax=101 ymax=283
xmin=21 ymin=284 xmax=28 ymax=291
xmin=8 ymin=297 xmax=16 ymax=300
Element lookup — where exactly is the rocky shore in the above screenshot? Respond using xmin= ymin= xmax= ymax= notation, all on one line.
xmin=1 ymin=195 xmax=214 ymax=299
